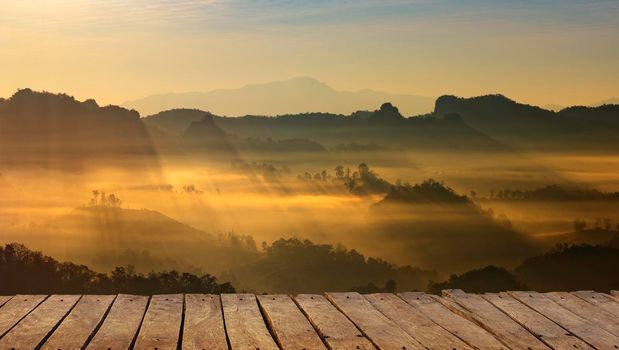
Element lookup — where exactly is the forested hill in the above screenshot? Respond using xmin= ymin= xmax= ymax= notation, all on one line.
xmin=0 ymin=89 xmax=159 ymax=169
xmin=432 ymin=94 xmax=619 ymax=150
xmin=144 ymin=103 xmax=508 ymax=152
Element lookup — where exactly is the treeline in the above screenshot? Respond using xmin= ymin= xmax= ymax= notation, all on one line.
xmin=221 ymin=238 xmax=437 ymax=294
xmin=298 ymin=163 xmax=391 ymax=195
xmin=378 ymin=179 xmax=469 ymax=205
xmin=482 ymin=184 xmax=619 ymax=202
xmin=231 ymin=160 xmax=291 ymax=181
xmin=0 ymin=243 xmax=235 ymax=294
xmin=429 ymin=244 xmax=619 ymax=293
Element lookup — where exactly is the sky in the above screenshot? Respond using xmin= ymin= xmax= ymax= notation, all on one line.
xmin=0 ymin=0 xmax=618 ymax=107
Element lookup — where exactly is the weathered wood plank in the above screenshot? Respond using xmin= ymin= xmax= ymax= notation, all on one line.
xmin=442 ymin=290 xmax=549 ymax=350
xmin=572 ymin=290 xmax=619 ymax=316
xmin=365 ymin=293 xmax=472 ymax=350
xmin=0 ymin=294 xmax=80 ymax=349
xmin=399 ymin=292 xmax=506 ymax=350
xmin=482 ymin=292 xmax=593 ymax=350
xmin=0 ymin=296 xmax=12 ymax=308
xmin=41 ymin=295 xmax=116 ymax=350
xmin=221 ymin=293 xmax=278 ymax=350
xmin=294 ymin=294 xmax=375 ymax=350
xmin=183 ymin=294 xmax=228 ymax=350
xmin=326 ymin=292 xmax=424 ymax=350
xmin=546 ymin=292 xmax=619 ymax=337
xmin=0 ymin=295 xmax=47 ymax=338
xmin=134 ymin=294 xmax=183 ymax=350
xmin=86 ymin=294 xmax=149 ymax=350
xmin=510 ymin=291 xmax=619 ymax=349
xmin=257 ymin=294 xmax=326 ymax=350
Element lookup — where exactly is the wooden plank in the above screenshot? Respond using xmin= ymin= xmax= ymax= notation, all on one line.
xmin=221 ymin=293 xmax=278 ymax=350
xmin=183 ymin=294 xmax=228 ymax=350
xmin=0 ymin=294 xmax=80 ymax=349
xmin=365 ymin=293 xmax=472 ymax=350
xmin=442 ymin=290 xmax=549 ymax=350
xmin=326 ymin=292 xmax=424 ymax=350
xmin=482 ymin=292 xmax=593 ymax=350
xmin=134 ymin=294 xmax=183 ymax=350
xmin=546 ymin=292 xmax=619 ymax=337
xmin=399 ymin=292 xmax=506 ymax=350
xmin=510 ymin=291 xmax=619 ymax=349
xmin=572 ymin=290 xmax=619 ymax=316
xmin=86 ymin=294 xmax=149 ymax=350
xmin=294 ymin=294 xmax=375 ymax=350
xmin=257 ymin=294 xmax=326 ymax=350
xmin=41 ymin=295 xmax=116 ymax=350
xmin=0 ymin=296 xmax=12 ymax=308
xmin=0 ymin=295 xmax=47 ymax=338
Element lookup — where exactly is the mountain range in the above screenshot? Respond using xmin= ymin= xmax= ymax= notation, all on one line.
xmin=0 ymin=89 xmax=159 ymax=170
xmin=432 ymin=94 xmax=619 ymax=150
xmin=122 ymin=77 xmax=435 ymax=117
xmin=3 ymin=88 xmax=619 ymax=169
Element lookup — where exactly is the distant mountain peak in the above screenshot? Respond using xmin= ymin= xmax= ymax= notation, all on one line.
xmin=181 ymin=113 xmax=235 ymax=154
xmin=183 ymin=113 xmax=223 ymax=136
xmin=367 ymin=102 xmax=405 ymax=123
xmin=123 ymin=78 xmax=434 ymax=116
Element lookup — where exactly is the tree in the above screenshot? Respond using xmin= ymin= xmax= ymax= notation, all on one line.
xmin=574 ymin=219 xmax=587 ymax=232
xmin=90 ymin=190 xmax=99 ymax=205
xmin=334 ymin=165 xmax=344 ymax=179
xmin=107 ymin=194 xmax=121 ymax=208
xmin=604 ymin=218 xmax=612 ymax=231
xmin=358 ymin=163 xmax=370 ymax=177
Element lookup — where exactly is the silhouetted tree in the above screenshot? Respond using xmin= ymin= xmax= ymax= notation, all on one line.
xmin=574 ymin=219 xmax=587 ymax=232
xmin=334 ymin=165 xmax=344 ymax=179
xmin=0 ymin=243 xmax=234 ymax=294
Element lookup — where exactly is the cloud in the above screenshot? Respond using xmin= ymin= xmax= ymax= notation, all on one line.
xmin=2 ymin=0 xmax=618 ymax=35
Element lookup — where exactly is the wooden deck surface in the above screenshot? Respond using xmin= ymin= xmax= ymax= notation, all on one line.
xmin=0 ymin=290 xmax=617 ymax=349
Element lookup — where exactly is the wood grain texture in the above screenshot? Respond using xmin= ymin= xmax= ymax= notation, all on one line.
xmin=257 ymin=294 xmax=326 ymax=350
xmin=546 ymin=292 xmax=619 ymax=337
xmin=510 ymin=291 xmax=619 ymax=350
xmin=482 ymin=292 xmax=593 ymax=350
xmin=0 ymin=296 xmax=12 ymax=308
xmin=399 ymin=292 xmax=506 ymax=350
xmin=41 ymin=295 xmax=116 ymax=350
xmin=221 ymin=293 xmax=278 ymax=350
xmin=326 ymin=292 xmax=424 ymax=350
xmin=0 ymin=294 xmax=80 ymax=349
xmin=572 ymin=291 xmax=619 ymax=316
xmin=86 ymin=294 xmax=149 ymax=350
xmin=182 ymin=294 xmax=228 ymax=350
xmin=365 ymin=293 xmax=472 ymax=350
xmin=134 ymin=294 xmax=183 ymax=350
xmin=294 ymin=294 xmax=375 ymax=350
xmin=0 ymin=295 xmax=47 ymax=338
xmin=442 ymin=290 xmax=548 ymax=350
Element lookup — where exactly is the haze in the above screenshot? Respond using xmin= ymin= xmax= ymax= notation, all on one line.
xmin=2 ymin=1 xmax=619 ymax=294
xmin=1 ymin=0 xmax=618 ymax=110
